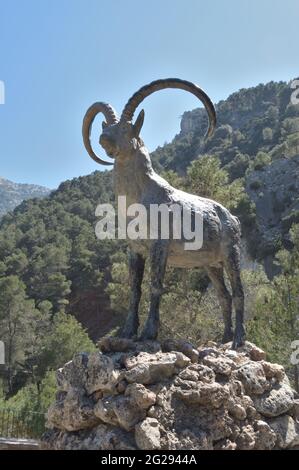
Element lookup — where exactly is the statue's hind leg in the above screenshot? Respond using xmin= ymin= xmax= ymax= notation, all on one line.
xmin=139 ymin=240 xmax=169 ymax=341
xmin=121 ymin=250 xmax=145 ymax=338
xmin=206 ymin=265 xmax=233 ymax=343
xmin=224 ymin=246 xmax=245 ymax=349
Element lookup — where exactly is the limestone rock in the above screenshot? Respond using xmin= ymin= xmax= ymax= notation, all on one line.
xmin=237 ymin=341 xmax=266 ymax=361
xmin=254 ymin=420 xmax=276 ymax=450
xmin=124 ymin=351 xmax=190 ymax=384
xmin=268 ymin=415 xmax=299 ymax=449
xmin=202 ymin=354 xmax=235 ymax=376
xmin=135 ymin=418 xmax=161 ymax=450
xmin=176 ymin=381 xmax=230 ymax=408
xmin=43 ymin=339 xmax=299 ymax=450
xmin=227 ymin=398 xmax=247 ymax=420
xmin=94 ymin=395 xmax=145 ymax=431
xmin=176 ymin=364 xmax=215 ymax=383
xmin=198 ymin=346 xmax=220 ymax=360
xmin=93 ymin=396 xmax=119 ymax=427
xmin=232 ymin=362 xmax=269 ymax=395
xmin=56 ymin=353 xmax=88 ymax=392
xmin=162 ymin=339 xmax=199 ymax=363
xmin=42 ymin=424 xmax=136 ymax=450
xmin=47 ymin=390 xmax=99 ymax=431
xmin=260 ymin=361 xmax=285 ymax=382
xmin=125 ymin=383 xmax=156 ymax=409
xmin=289 ymin=399 xmax=299 ymax=420
xmin=214 ymin=439 xmax=237 ymax=450
xmin=236 ymin=425 xmax=255 ymax=450
xmin=85 ymin=352 xmax=120 ymax=394
xmin=253 ymin=383 xmax=294 ymax=417
xmin=56 ymin=351 xmax=120 ymax=395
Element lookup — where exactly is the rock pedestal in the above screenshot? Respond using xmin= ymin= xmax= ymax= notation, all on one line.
xmin=42 ymin=338 xmax=299 ymax=450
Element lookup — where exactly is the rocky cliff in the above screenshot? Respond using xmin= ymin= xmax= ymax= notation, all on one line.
xmin=0 ymin=176 xmax=50 ymax=218
xmin=42 ymin=338 xmax=299 ymax=450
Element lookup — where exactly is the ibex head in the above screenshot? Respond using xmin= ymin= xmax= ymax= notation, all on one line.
xmin=83 ymin=78 xmax=216 ymax=165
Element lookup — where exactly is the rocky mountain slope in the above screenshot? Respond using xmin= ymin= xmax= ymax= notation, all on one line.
xmin=0 ymin=176 xmax=50 ymax=218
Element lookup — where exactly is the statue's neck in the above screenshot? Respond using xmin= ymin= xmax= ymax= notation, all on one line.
xmin=113 ymin=146 xmax=154 ymax=204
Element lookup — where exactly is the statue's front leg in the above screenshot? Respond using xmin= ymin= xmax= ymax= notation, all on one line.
xmin=121 ymin=251 xmax=145 ymax=338
xmin=139 ymin=240 xmax=169 ymax=341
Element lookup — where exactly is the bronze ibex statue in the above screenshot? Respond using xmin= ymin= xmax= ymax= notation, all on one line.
xmin=83 ymin=78 xmax=245 ymax=348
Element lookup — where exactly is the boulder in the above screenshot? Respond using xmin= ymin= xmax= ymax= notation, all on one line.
xmin=124 ymin=351 xmax=190 ymax=384
xmin=268 ymin=415 xmax=299 ymax=449
xmin=125 ymin=383 xmax=156 ymax=409
xmin=253 ymin=420 xmax=276 ymax=450
xmin=253 ymin=383 xmax=294 ymax=417
xmin=47 ymin=390 xmax=99 ymax=432
xmin=237 ymin=341 xmax=266 ymax=361
xmin=162 ymin=339 xmax=199 ymax=363
xmin=260 ymin=361 xmax=285 ymax=382
xmin=85 ymin=352 xmax=120 ymax=394
xmin=176 ymin=381 xmax=230 ymax=408
xmin=232 ymin=362 xmax=269 ymax=395
xmin=202 ymin=354 xmax=235 ymax=377
xmin=135 ymin=418 xmax=161 ymax=450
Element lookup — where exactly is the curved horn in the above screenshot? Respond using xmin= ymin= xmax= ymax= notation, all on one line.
xmin=82 ymin=102 xmax=119 ymax=165
xmin=121 ymin=78 xmax=216 ymax=138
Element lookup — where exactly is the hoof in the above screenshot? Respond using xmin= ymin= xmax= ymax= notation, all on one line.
xmin=232 ymin=328 xmax=246 ymax=350
xmin=222 ymin=329 xmax=233 ymax=344
xmin=121 ymin=319 xmax=139 ymax=339
xmin=120 ymin=328 xmax=137 ymax=339
xmin=119 ymin=332 xmax=137 ymax=340
xmin=139 ymin=329 xmax=158 ymax=342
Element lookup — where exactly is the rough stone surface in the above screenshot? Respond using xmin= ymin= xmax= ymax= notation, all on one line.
xmin=47 ymin=390 xmax=99 ymax=432
xmin=135 ymin=418 xmax=161 ymax=450
xmin=124 ymin=351 xmax=190 ymax=384
xmin=260 ymin=361 xmax=285 ymax=382
xmin=125 ymin=383 xmax=156 ymax=409
xmin=267 ymin=415 xmax=299 ymax=449
xmin=232 ymin=362 xmax=269 ymax=395
xmin=253 ymin=382 xmax=295 ymax=418
xmin=202 ymin=354 xmax=235 ymax=377
xmin=162 ymin=339 xmax=199 ymax=363
xmin=43 ymin=339 xmax=299 ymax=450
xmin=56 ymin=351 xmax=119 ymax=395
xmin=254 ymin=420 xmax=276 ymax=450
xmin=290 ymin=399 xmax=299 ymax=420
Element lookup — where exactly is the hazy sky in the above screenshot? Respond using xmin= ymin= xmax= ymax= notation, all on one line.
xmin=0 ymin=0 xmax=298 ymax=188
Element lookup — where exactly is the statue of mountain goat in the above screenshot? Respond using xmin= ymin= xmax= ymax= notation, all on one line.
xmin=82 ymin=78 xmax=245 ymax=348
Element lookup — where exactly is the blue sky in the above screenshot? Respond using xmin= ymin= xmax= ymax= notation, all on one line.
xmin=0 ymin=0 xmax=298 ymax=188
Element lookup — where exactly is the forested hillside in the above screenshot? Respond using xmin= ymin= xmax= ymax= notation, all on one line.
xmin=0 ymin=79 xmax=298 ymax=413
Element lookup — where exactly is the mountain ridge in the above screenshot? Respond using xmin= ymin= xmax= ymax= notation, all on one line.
xmin=0 ymin=176 xmax=51 ymax=217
